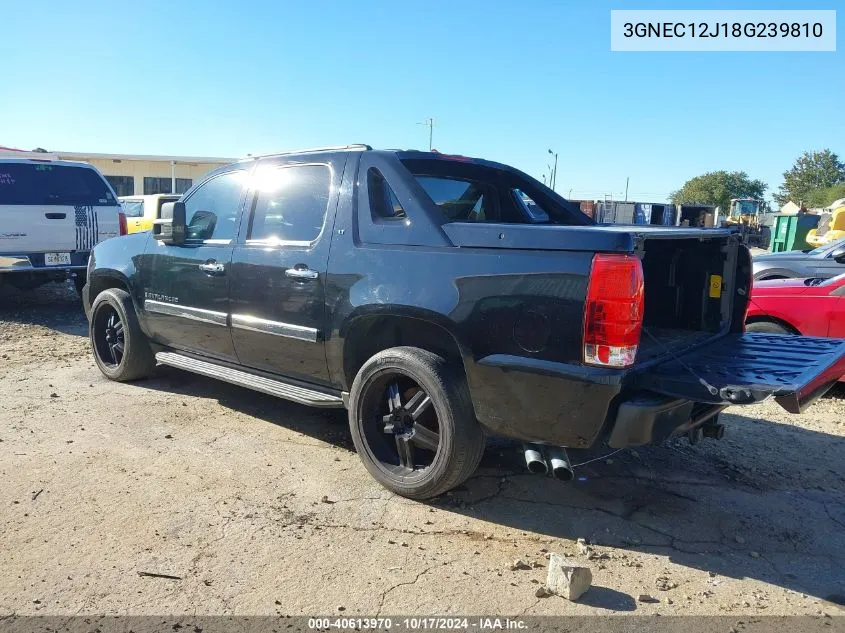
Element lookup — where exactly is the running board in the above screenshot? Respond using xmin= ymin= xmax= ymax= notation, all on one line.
xmin=155 ymin=352 xmax=345 ymax=408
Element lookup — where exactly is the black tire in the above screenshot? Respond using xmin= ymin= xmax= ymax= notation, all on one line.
xmin=89 ymin=288 xmax=155 ymax=381
xmin=745 ymin=320 xmax=792 ymax=335
xmin=348 ymin=346 xmax=485 ymax=500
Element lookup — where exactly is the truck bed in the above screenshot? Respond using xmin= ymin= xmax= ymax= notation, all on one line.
xmin=636 ymin=328 xmax=717 ymax=363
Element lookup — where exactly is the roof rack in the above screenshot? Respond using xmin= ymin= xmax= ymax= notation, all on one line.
xmin=245 ymin=144 xmax=371 ymax=160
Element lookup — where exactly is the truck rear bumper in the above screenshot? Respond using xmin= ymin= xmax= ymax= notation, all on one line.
xmin=469 ymin=354 xmax=626 ymax=448
xmin=471 ymin=332 xmax=845 ymax=449
xmin=471 ymin=357 xmax=721 ymax=448
xmin=606 ymin=393 xmax=725 ymax=448
xmin=0 ymin=252 xmax=88 ymax=272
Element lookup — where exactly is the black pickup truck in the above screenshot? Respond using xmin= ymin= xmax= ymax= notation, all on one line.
xmin=83 ymin=145 xmax=845 ymax=499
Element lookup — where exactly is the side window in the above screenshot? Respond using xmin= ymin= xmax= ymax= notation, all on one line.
xmin=414 ymin=176 xmax=496 ymax=222
xmin=512 ymin=189 xmax=550 ymax=222
xmin=248 ymin=164 xmax=331 ymax=243
xmin=368 ymin=168 xmax=406 ymax=220
xmin=121 ymin=200 xmax=144 ymax=218
xmin=183 ymin=170 xmax=245 ymax=242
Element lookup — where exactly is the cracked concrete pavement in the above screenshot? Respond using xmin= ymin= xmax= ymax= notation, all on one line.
xmin=1 ymin=282 xmax=844 ymax=617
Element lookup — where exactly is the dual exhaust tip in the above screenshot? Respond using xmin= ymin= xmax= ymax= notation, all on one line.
xmin=523 ymin=444 xmax=574 ymax=481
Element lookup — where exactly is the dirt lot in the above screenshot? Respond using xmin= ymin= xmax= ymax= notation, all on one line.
xmin=1 ymin=282 xmax=844 ymax=617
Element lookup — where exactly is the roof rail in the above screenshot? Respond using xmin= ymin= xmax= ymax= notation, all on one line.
xmin=245 ymin=144 xmax=371 ymax=160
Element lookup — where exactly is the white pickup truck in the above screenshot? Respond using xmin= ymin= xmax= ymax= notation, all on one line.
xmin=0 ymin=158 xmax=124 ymax=294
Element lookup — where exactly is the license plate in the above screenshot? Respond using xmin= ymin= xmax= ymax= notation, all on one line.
xmin=44 ymin=252 xmax=71 ymax=266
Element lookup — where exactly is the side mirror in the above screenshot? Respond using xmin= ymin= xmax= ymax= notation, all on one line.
xmin=153 ymin=201 xmax=186 ymax=245
xmin=831 ymin=246 xmax=845 ymax=263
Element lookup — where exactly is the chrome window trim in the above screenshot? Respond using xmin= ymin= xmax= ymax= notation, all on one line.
xmin=244 ymin=238 xmax=312 ymax=248
xmin=231 ymin=314 xmax=319 ymax=342
xmin=144 ymin=300 xmax=228 ymax=326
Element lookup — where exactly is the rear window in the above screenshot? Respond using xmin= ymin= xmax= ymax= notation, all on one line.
xmin=121 ymin=200 xmax=144 ymax=217
xmin=0 ymin=163 xmax=118 ymax=206
xmin=401 ymin=157 xmax=591 ymax=226
xmin=414 ymin=176 xmax=497 ymax=222
xmin=513 ymin=189 xmax=550 ymax=222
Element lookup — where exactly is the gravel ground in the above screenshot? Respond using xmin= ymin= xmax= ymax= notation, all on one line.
xmin=1 ymin=282 xmax=844 ymax=617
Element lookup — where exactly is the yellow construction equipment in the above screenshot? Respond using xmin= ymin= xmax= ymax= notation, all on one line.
xmin=722 ymin=198 xmax=774 ymax=248
xmin=806 ymin=200 xmax=845 ymax=247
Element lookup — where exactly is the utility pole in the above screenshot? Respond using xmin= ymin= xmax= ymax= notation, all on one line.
xmin=548 ymin=149 xmax=558 ymax=190
xmin=624 ymin=177 xmax=629 ymax=202
xmin=418 ymin=117 xmax=435 ymax=151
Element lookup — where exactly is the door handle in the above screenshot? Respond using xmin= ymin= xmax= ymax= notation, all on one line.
xmin=198 ymin=261 xmax=225 ymax=275
xmin=45 ymin=212 xmax=66 ymax=220
xmin=285 ymin=266 xmax=319 ymax=280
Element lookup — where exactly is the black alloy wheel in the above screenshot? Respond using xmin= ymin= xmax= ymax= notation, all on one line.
xmin=363 ymin=374 xmax=441 ymax=476
xmin=93 ymin=304 xmax=125 ymax=367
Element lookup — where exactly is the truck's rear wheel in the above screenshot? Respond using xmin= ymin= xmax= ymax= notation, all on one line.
xmin=90 ymin=288 xmax=155 ymax=381
xmin=348 ymin=346 xmax=485 ymax=500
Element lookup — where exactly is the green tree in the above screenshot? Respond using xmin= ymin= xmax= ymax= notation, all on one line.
xmin=670 ymin=171 xmax=767 ymax=213
xmin=774 ymin=149 xmax=845 ymax=206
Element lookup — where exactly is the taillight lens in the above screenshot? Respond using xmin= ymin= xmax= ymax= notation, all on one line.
xmin=118 ymin=212 xmax=128 ymax=236
xmin=583 ymin=254 xmax=644 ymax=368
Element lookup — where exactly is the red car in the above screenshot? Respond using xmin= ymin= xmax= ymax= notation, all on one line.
xmin=746 ymin=273 xmax=845 ymax=380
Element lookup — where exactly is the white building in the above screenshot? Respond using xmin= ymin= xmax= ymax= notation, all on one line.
xmin=0 ymin=146 xmax=235 ymax=196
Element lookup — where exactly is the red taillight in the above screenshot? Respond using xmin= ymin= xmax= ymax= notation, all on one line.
xmin=583 ymin=254 xmax=644 ymax=368
xmin=118 ymin=212 xmax=128 ymax=236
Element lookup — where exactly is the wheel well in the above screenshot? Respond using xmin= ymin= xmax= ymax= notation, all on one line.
xmin=745 ymin=315 xmax=801 ymax=334
xmin=343 ymin=316 xmax=466 ymax=388
xmin=88 ymin=274 xmax=130 ymax=302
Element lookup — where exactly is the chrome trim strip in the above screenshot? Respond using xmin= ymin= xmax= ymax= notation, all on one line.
xmin=154 ymin=351 xmax=343 ymax=408
xmin=231 ymin=314 xmax=319 ymax=342
xmin=144 ymin=300 xmax=228 ymax=326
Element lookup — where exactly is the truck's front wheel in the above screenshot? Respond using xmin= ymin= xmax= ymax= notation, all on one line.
xmin=348 ymin=346 xmax=485 ymax=500
xmin=90 ymin=288 xmax=155 ymax=382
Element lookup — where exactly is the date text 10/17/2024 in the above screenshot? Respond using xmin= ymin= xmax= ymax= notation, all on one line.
xmin=308 ymin=617 xmax=528 ymax=630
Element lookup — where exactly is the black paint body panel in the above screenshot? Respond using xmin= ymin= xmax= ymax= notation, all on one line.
xmin=84 ymin=149 xmax=845 ymax=449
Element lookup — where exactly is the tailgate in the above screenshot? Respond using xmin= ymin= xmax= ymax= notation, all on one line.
xmin=0 ymin=204 xmax=77 ymax=252
xmin=638 ymin=333 xmax=845 ymax=413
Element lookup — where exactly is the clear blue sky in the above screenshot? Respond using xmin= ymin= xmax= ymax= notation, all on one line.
xmin=1 ymin=0 xmax=841 ymax=203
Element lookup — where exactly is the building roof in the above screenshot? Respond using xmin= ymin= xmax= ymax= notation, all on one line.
xmin=0 ymin=145 xmax=235 ymax=164
xmin=55 ymin=151 xmax=236 ymax=164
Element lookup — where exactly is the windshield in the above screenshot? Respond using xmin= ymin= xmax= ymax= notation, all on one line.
xmin=733 ymin=200 xmax=759 ymax=216
xmin=0 ymin=163 xmax=118 ymax=206
xmin=808 ymin=237 xmax=845 ymax=256
xmin=818 ymin=271 xmax=845 ymax=287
